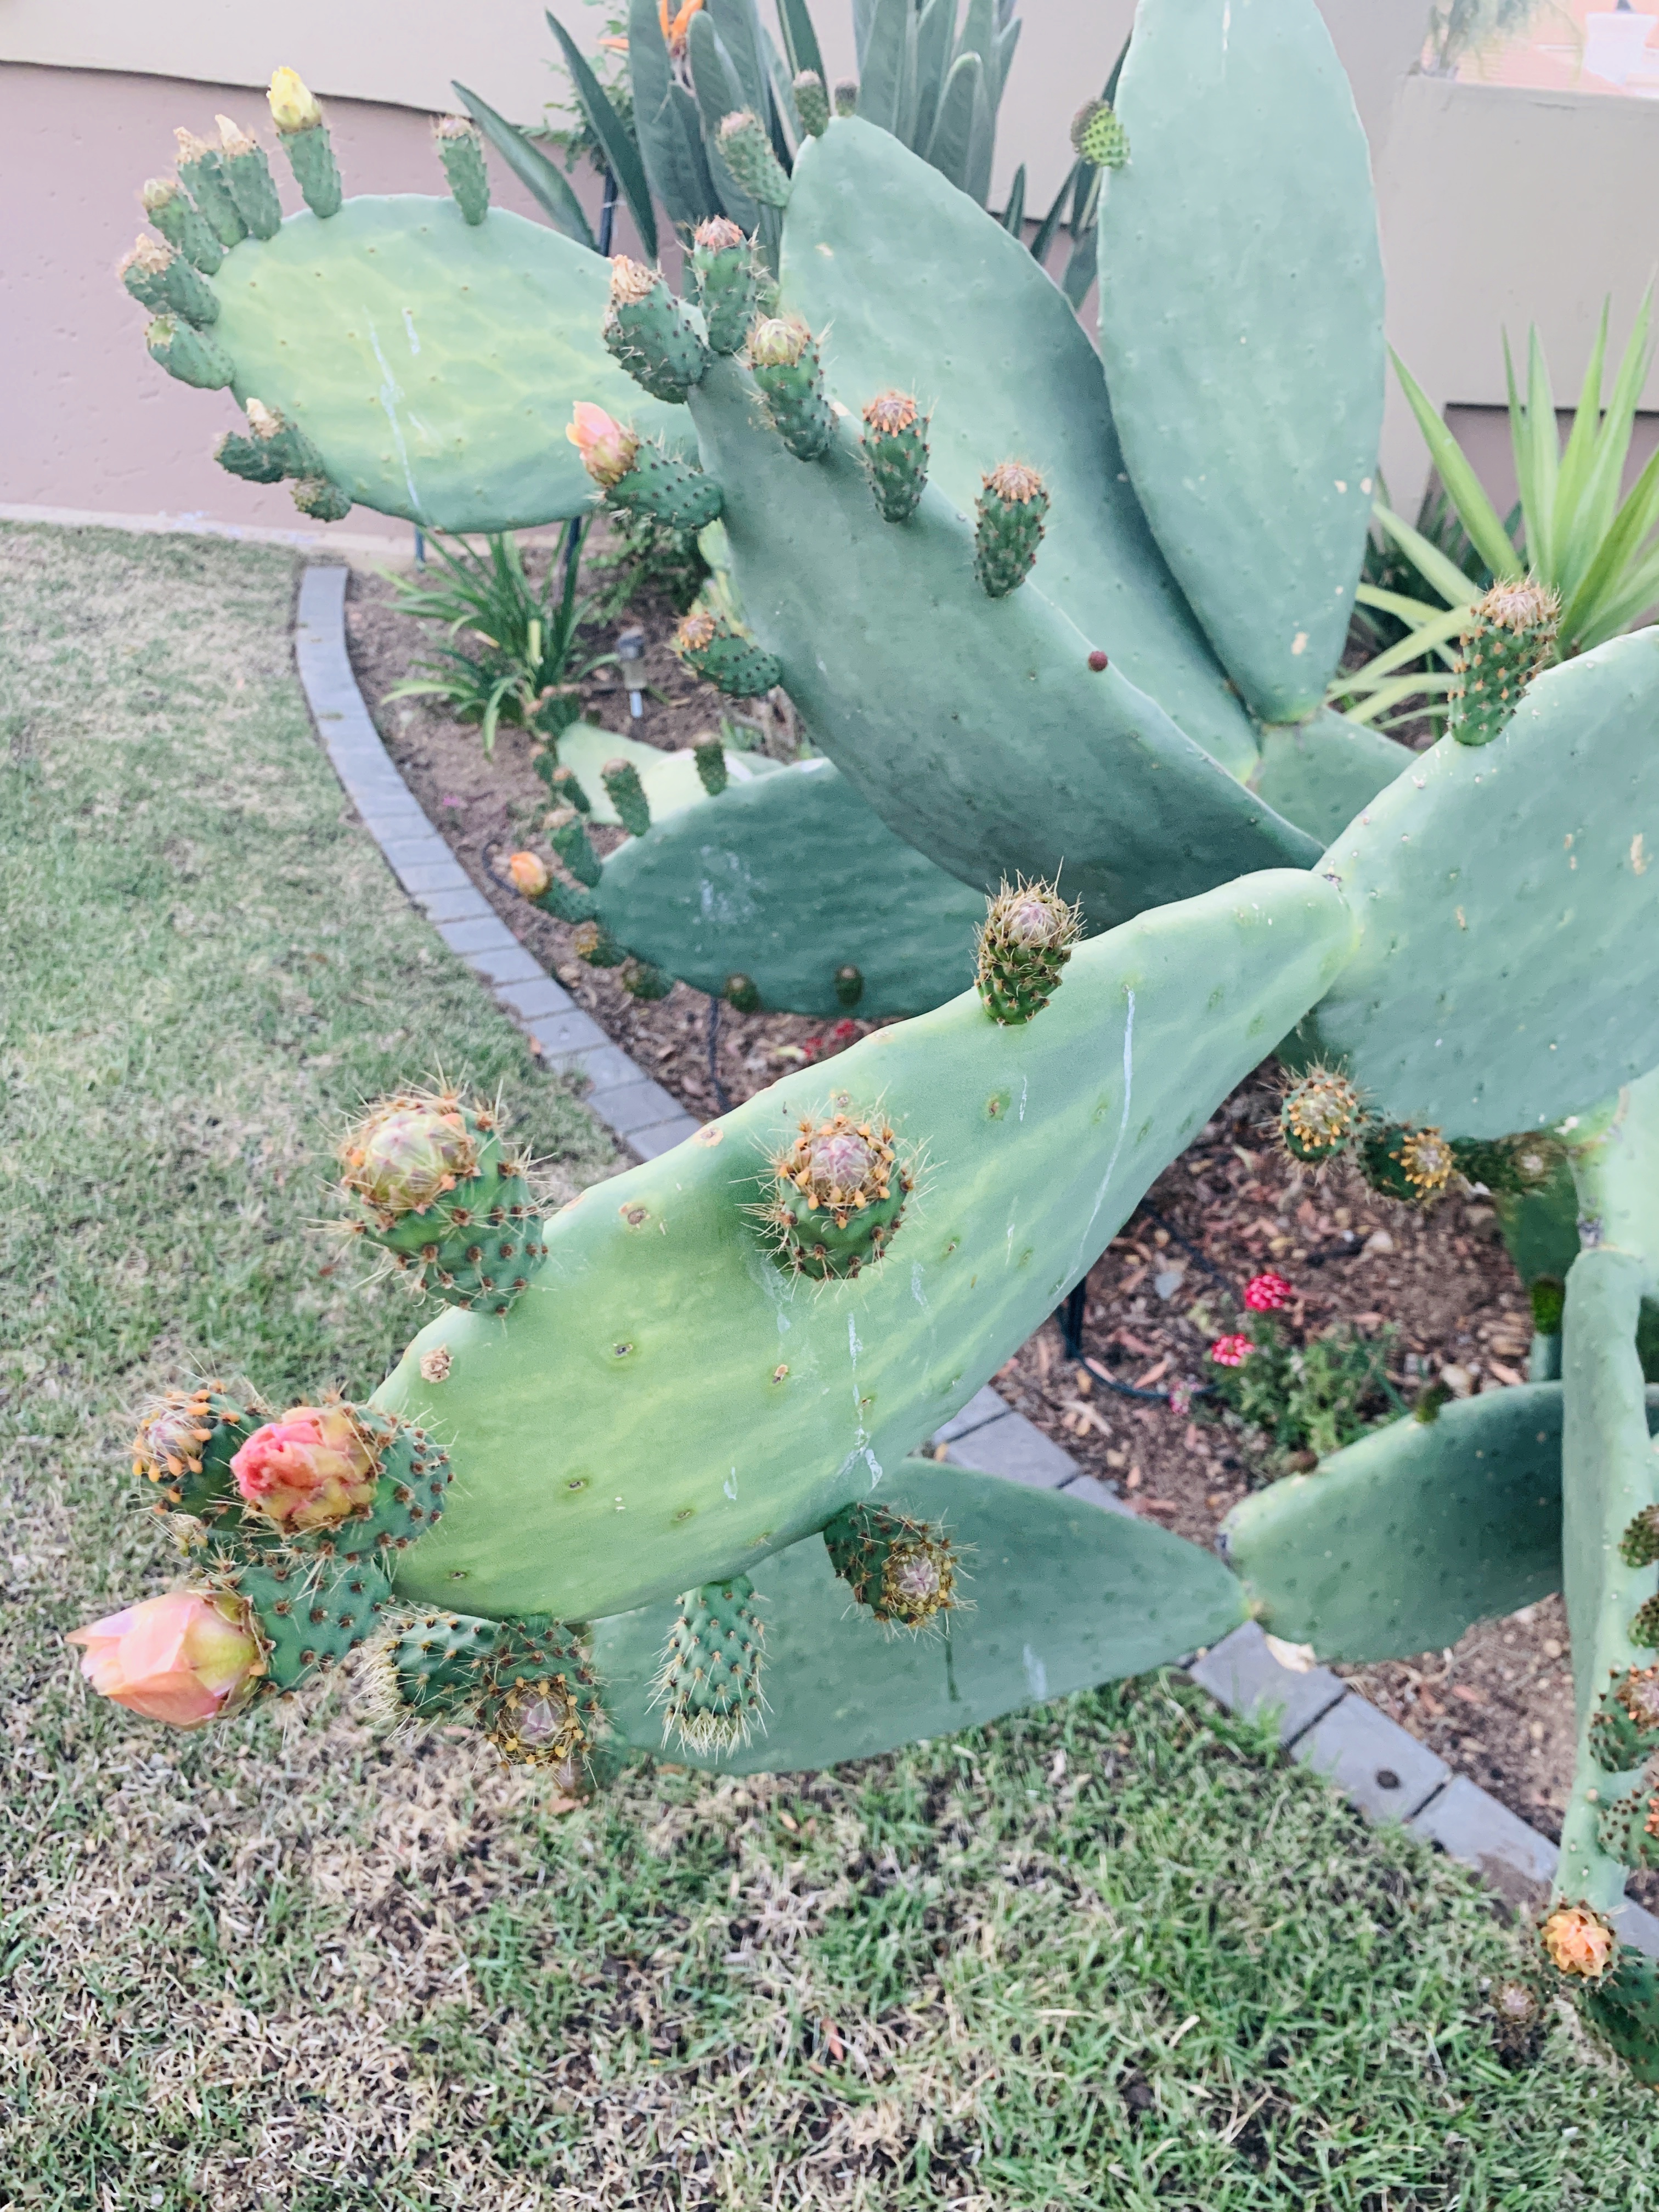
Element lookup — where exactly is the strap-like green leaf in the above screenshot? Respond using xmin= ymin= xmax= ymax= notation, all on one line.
xmin=1355 ymin=580 xmax=1476 ymax=629
xmin=454 ymin=80 xmax=597 ymax=252
xmin=1370 ymin=500 xmax=1491 ymax=611
xmin=911 ymin=0 xmax=954 ymax=151
xmin=708 ymin=0 xmax=776 ymax=139
xmin=1029 ymin=160 xmax=1075 ymax=267
xmin=686 ymin=12 xmax=763 ymax=229
xmin=1571 ymin=290 xmax=1653 ymax=591
xmin=1507 ymin=325 xmax=1558 ymax=584
xmin=775 ymin=0 xmax=826 ymax=86
xmin=545 ymin=12 xmax=658 ymax=261
xmin=1559 ymin=436 xmax=1659 ymax=653
xmin=1001 ymin=160 xmax=1026 ymax=235
xmin=1390 ymin=349 xmax=1521 ymax=583
xmin=924 ymin=50 xmax=981 ymax=189
xmin=627 ymin=0 xmax=723 ymax=228
xmin=1334 ymin=670 xmax=1456 ymax=726
xmin=860 ymin=0 xmax=915 ymax=136
xmin=1338 ymin=600 xmax=1469 ymax=690
xmin=1554 ymin=300 xmax=1610 ymax=556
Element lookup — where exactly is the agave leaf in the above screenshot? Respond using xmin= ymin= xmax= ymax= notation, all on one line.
xmin=1391 ymin=349 xmax=1520 ymax=585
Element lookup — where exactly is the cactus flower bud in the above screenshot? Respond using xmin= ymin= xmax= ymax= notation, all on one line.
xmin=748 ymin=315 xmax=811 ymax=369
xmin=566 ymin=401 xmax=639 ymax=491
xmin=338 ymin=1096 xmax=479 ymax=1217
xmin=68 ymin=1589 xmax=264 ymax=1728
xmin=1244 ymin=1271 xmax=1293 ymax=1313
xmin=1209 ymin=1334 xmax=1252 ymax=1368
xmin=268 ymin=66 xmax=323 ymax=134
xmin=608 ymin=255 xmax=660 ymax=307
xmin=1541 ymin=1903 xmax=1616 ymax=1979
xmin=507 ymin=849 xmax=551 ymax=900
xmin=229 ymin=1406 xmax=380 ymax=1532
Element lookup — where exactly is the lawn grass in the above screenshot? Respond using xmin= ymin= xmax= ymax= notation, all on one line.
xmin=4 ymin=520 xmax=1659 ymax=2210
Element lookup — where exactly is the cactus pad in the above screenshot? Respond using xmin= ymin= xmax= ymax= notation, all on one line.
xmin=337 ymin=1089 xmax=546 ymax=1314
xmin=975 ymin=878 xmax=1081 ymax=1024
xmin=1581 ymin=1952 xmax=1659 ymax=2084
xmin=173 ymin=132 xmax=248 ymax=247
xmin=716 ymin=111 xmax=792 ymax=208
xmin=435 ymin=117 xmax=490 ymax=223
xmin=601 ymin=759 xmax=652 ymax=838
xmin=672 ymin=608 xmax=781 ymax=696
xmin=278 ymin=119 xmax=345 ymax=222
xmin=146 ymin=316 xmax=235 ymax=390
xmin=217 ymin=1553 xmax=391 ymax=1694
xmin=1449 ymin=582 xmax=1560 ymax=747
xmin=607 ymin=443 xmax=724 ymax=532
xmin=653 ymin=1576 xmax=766 ymax=1754
xmin=141 ymin=177 xmax=223 ymax=272
xmin=822 ymin=1501 xmax=958 ymax=1627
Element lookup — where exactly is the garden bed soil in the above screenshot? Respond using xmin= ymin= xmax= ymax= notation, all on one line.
xmin=343 ymin=555 xmax=1600 ymax=1881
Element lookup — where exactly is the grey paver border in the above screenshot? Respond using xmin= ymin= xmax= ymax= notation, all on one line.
xmin=293 ymin=564 xmax=701 ymax=1161
xmin=293 ymin=556 xmax=1640 ymax=1952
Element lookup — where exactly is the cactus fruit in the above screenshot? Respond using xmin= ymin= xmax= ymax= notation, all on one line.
xmin=215 ymin=430 xmax=286 ymax=484
xmin=692 ymin=733 xmax=728 ymax=795
xmin=973 ymin=462 xmax=1049 ymax=598
xmin=1448 ymin=582 xmax=1561 ymax=747
xmin=574 ymin=918 xmax=625 ymax=966
xmin=118 ymin=236 xmax=218 ymax=325
xmin=716 ymin=111 xmax=792 ymax=208
xmin=67 ymin=1589 xmax=266 ymax=1726
xmin=794 ymin=70 xmax=831 ymax=138
xmin=222 ymin=1404 xmax=452 ymax=1564
xmin=1541 ymin=1903 xmax=1617 ymax=1979
xmin=974 ymin=878 xmax=1082 ymax=1024
xmin=543 ymin=759 xmax=593 ymax=814
xmin=822 ymin=1502 xmax=958 ymax=1628
xmin=1590 ymin=1665 xmax=1659 ymax=1770
xmin=568 ymin=402 xmax=723 ymax=528
xmin=602 ymin=759 xmax=652 ymax=838
xmin=368 ymin=1611 xmax=604 ymax=1768
xmin=602 ymin=255 xmax=710 ymax=402
xmin=1581 ymin=1952 xmax=1659 ymax=2083
xmin=672 ymin=608 xmax=781 ymax=696
xmin=1630 ymin=1594 xmax=1659 ymax=1649
xmin=860 ymin=391 xmax=930 ymax=523
xmin=212 ymin=115 xmax=284 ymax=240
xmin=336 ymin=1089 xmax=547 ymax=1315
xmin=747 ymin=315 xmax=835 ymax=461
xmin=546 ymin=805 xmax=602 ymax=889
xmin=435 ymin=115 xmax=490 ymax=223
xmin=689 ymin=216 xmax=760 ymax=355
xmin=1359 ymin=1124 xmax=1455 ymax=1205
xmin=1599 ymin=1787 xmax=1659 ymax=1870
xmin=1070 ymin=99 xmax=1130 ymax=170
xmin=507 ymin=850 xmax=551 ymax=901
xmin=833 ymin=80 xmax=859 ymax=117
xmin=761 ymin=1107 xmax=911 ymax=1279
xmin=1277 ymin=1065 xmax=1365 ymax=1166
xmin=268 ymin=69 xmax=342 ymax=218
xmin=621 ymin=957 xmax=673 ymax=1001
xmin=724 ymin=971 xmax=761 ymax=1011
xmin=145 ymin=315 xmax=236 ymax=390
xmin=133 ymin=1384 xmax=264 ymax=1517
xmin=834 ymin=964 xmax=864 ymax=1009
xmin=653 ymin=1577 xmax=767 ymax=1754
xmin=172 ymin=127 xmax=250 ymax=248
xmin=1620 ymin=1509 xmax=1659 ymax=1571
xmin=139 ymin=176 xmax=224 ymax=273
xmin=292 ymin=475 xmax=353 ymax=522
xmin=215 ymin=1552 xmax=391 ymax=1692
xmin=245 ymin=397 xmax=327 ymax=480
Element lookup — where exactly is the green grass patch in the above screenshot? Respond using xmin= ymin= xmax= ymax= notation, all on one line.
xmin=4 ymin=522 xmax=1659 ymax=2207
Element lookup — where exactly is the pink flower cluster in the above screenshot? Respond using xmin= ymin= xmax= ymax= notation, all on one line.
xmin=1244 ymin=1271 xmax=1293 ymax=1312
xmin=1209 ymin=1333 xmax=1253 ymax=1369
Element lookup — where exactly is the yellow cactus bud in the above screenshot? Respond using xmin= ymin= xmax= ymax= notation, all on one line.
xmin=268 ymin=66 xmax=323 ymax=134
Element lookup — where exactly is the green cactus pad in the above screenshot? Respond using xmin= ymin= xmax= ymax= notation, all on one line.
xmin=1249 ymin=712 xmax=1410 ymax=847
xmin=692 ymin=734 xmax=727 ymax=795
xmin=146 ymin=316 xmax=235 ymax=390
xmin=120 ymin=239 xmax=218 ymax=325
xmin=779 ymin=120 xmax=1261 ymax=781
xmin=215 ymin=431 xmax=285 ymax=485
xmin=141 ymin=178 xmax=223 ymax=273
xmin=592 ymin=758 xmax=983 ymax=1018
xmin=280 ymin=121 xmax=343 ymax=221
xmin=673 ymin=608 xmax=781 ymax=696
xmin=1095 ymin=0 xmax=1384 ymax=722
xmin=652 ymin=1576 xmax=767 ymax=1754
xmin=1599 ymin=1786 xmax=1659 ymax=1869
xmin=689 ymin=356 xmax=1319 ymax=935
xmin=1301 ymin=629 xmax=1659 ymax=1137
xmin=716 ymin=111 xmax=792 ymax=208
xmin=292 ymin=475 xmax=352 ymax=523
xmin=1449 ymin=583 xmax=1560 ymax=746
xmin=794 ymin=71 xmax=831 ymax=138
xmin=337 ymin=1091 xmax=548 ymax=1315
xmin=371 ymin=1609 xmax=599 ymax=1728
xmin=173 ymin=142 xmax=248 ymax=248
xmin=220 ymin=137 xmax=283 ymax=240
xmin=220 ymin=1554 xmax=392 ymax=1694
xmin=201 ymin=199 xmax=687 ymax=531
xmin=1581 ymin=1955 xmax=1659 ymax=2085
xmin=822 ymin=1500 xmax=957 ymax=1627
xmin=435 ymin=119 xmax=490 ymax=223
xmin=609 ymin=444 xmax=724 ymax=532
xmin=601 ymin=759 xmax=651 ymax=838
xmin=592 ymin=1462 xmax=1247 ymax=1772
xmin=1588 ymin=1665 xmax=1659 ymax=1772
xmin=374 ymin=866 xmax=1356 ymax=1621
xmin=1220 ymin=1383 xmax=1636 ymax=1662
xmin=689 ymin=217 xmax=760 ymax=354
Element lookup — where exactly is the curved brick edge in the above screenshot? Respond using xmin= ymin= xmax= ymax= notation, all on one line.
xmin=294 ymin=564 xmax=700 ymax=1162
xmin=294 ymin=558 xmax=1640 ymax=1945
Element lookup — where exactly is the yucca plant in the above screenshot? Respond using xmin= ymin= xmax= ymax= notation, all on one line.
xmin=385 ymin=522 xmax=613 ymax=753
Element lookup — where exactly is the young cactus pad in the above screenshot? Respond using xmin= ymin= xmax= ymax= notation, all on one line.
xmin=370 ymin=867 xmax=1356 ymax=1622
xmin=592 ymin=1463 xmax=1246 ymax=1773
xmin=1094 ymin=0 xmax=1385 ymax=721
xmin=652 ymin=1576 xmax=767 ymax=1753
xmin=193 ymin=199 xmax=687 ymax=530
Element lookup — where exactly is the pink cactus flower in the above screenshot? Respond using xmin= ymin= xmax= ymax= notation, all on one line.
xmin=1244 ymin=1271 xmax=1293 ymax=1312
xmin=229 ymin=1404 xmax=379 ymax=1531
xmin=507 ymin=849 xmax=550 ymax=900
xmin=566 ymin=402 xmax=639 ymax=490
xmin=1209 ymin=1333 xmax=1252 ymax=1369
xmin=67 ymin=1589 xmax=263 ymax=1728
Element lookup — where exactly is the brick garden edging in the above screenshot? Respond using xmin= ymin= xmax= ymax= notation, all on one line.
xmin=293 ymin=558 xmax=1658 ymax=1957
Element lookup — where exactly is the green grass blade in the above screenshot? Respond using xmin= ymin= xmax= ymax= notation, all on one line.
xmin=1001 ymin=160 xmax=1026 ymax=235
xmin=455 ymin=80 xmax=598 ymax=252
xmin=545 ymin=11 xmax=658 ymax=262
xmin=1335 ymin=601 xmax=1469 ymax=690
xmin=776 ymin=0 xmax=826 ymax=86
xmin=1354 ymin=582 xmax=1476 ymax=628
xmin=1336 ymin=671 xmax=1457 ymax=725
xmin=1390 ymin=350 xmax=1521 ymax=583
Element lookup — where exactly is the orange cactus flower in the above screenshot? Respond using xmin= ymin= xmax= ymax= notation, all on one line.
xmin=68 ymin=1590 xmax=264 ymax=1728
xmin=507 ymin=850 xmax=551 ymax=899
xmin=566 ymin=400 xmax=639 ymax=490
xmin=229 ymin=1404 xmax=380 ymax=1532
xmin=1541 ymin=1903 xmax=1616 ymax=1979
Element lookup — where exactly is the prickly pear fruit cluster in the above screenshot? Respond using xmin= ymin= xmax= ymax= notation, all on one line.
xmin=763 ymin=1107 xmax=910 ymax=1279
xmin=690 ymin=216 xmax=760 ymax=354
xmin=717 ymin=110 xmax=792 ymax=208
xmin=133 ymin=1383 xmax=263 ymax=1517
xmin=975 ymin=878 xmax=1081 ymax=1024
xmin=673 ymin=608 xmax=781 ymax=697
xmin=823 ymin=1503 xmax=958 ymax=1628
xmin=747 ymin=316 xmax=835 ymax=461
xmin=973 ymin=462 xmax=1049 ymax=598
xmin=1278 ymin=1065 xmax=1364 ymax=1166
xmin=336 ymin=1088 xmax=547 ymax=1314
xmin=861 ymin=391 xmax=930 ymax=523
xmin=1448 ymin=581 xmax=1561 ymax=747
xmin=653 ymin=1577 xmax=766 ymax=1754
xmin=602 ymin=256 xmax=710 ymax=403
xmin=1070 ymin=98 xmax=1130 ymax=169
xmin=1358 ymin=1123 xmax=1456 ymax=1205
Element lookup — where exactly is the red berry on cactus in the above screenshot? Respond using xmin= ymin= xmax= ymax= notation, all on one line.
xmin=1087 ymin=650 xmax=1109 ymax=672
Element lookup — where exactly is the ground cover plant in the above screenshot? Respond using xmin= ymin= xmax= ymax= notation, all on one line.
xmin=21 ymin=523 xmax=1659 ymax=2207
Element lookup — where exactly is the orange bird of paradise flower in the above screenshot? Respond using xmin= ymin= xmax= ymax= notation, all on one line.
xmin=661 ymin=0 xmax=704 ymax=54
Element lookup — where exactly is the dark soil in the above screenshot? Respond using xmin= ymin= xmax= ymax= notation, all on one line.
xmin=342 ymin=544 xmax=1593 ymax=1870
